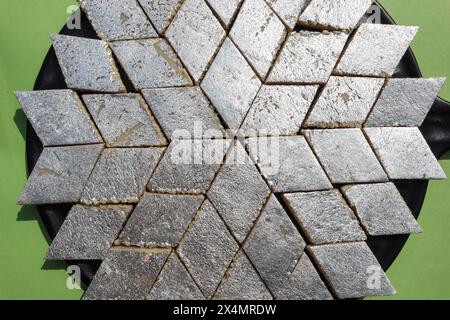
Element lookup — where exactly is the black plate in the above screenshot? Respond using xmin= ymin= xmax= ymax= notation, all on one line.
xmin=26 ymin=2 xmax=450 ymax=287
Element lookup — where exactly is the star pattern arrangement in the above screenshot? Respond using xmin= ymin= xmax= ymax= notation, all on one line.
xmin=16 ymin=0 xmax=446 ymax=300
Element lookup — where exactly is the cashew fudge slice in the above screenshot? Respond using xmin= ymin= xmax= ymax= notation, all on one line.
xmin=241 ymin=85 xmax=318 ymax=136
xmin=142 ymin=87 xmax=225 ymax=139
xmin=83 ymin=248 xmax=170 ymax=300
xmin=283 ymin=190 xmax=366 ymax=244
xmin=230 ymin=0 xmax=286 ymax=78
xmin=80 ymin=147 xmax=164 ymax=205
xmin=365 ymin=78 xmax=446 ymax=127
xmin=138 ymin=0 xmax=183 ymax=34
xmin=342 ymin=183 xmax=422 ymax=236
xmin=46 ymin=205 xmax=133 ymax=260
xmin=178 ymin=200 xmax=239 ymax=298
xmin=335 ymin=24 xmax=418 ymax=77
xmin=266 ymin=0 xmax=312 ymax=30
xmin=304 ymin=76 xmax=385 ymax=128
xmin=201 ymin=38 xmax=262 ymax=129
xmin=118 ymin=193 xmax=204 ymax=247
xmin=303 ymin=129 xmax=388 ymax=184
xmin=83 ymin=94 xmax=167 ymax=147
xmin=308 ymin=242 xmax=396 ymax=299
xmin=267 ymin=31 xmax=348 ymax=84
xmin=364 ymin=127 xmax=446 ymax=180
xmin=51 ymin=34 xmax=125 ymax=92
xmin=79 ymin=0 xmax=157 ymax=41
xmin=214 ymin=250 xmax=273 ymax=300
xmin=148 ymin=139 xmax=231 ymax=194
xmin=244 ymin=195 xmax=330 ymax=300
xmin=18 ymin=144 xmax=103 ymax=205
xmin=147 ymin=253 xmax=205 ymax=300
xmin=205 ymin=0 xmax=242 ymax=27
xmin=110 ymin=39 xmax=192 ymax=90
xmin=15 ymin=89 xmax=102 ymax=146
xmin=298 ymin=0 xmax=373 ymax=31
xmin=246 ymin=136 xmax=332 ymax=193
xmin=165 ymin=0 xmax=226 ymax=82
xmin=207 ymin=141 xmax=271 ymax=243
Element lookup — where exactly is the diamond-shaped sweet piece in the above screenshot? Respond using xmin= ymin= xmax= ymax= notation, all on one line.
xmin=365 ymin=78 xmax=446 ymax=127
xmin=303 ymin=129 xmax=388 ymax=184
xmin=308 ymin=242 xmax=396 ymax=299
xmin=213 ymin=250 xmax=273 ymax=300
xmin=110 ymin=39 xmax=192 ymax=90
xmin=266 ymin=0 xmax=312 ymax=30
xmin=298 ymin=0 xmax=373 ymax=31
xmin=148 ymin=139 xmax=231 ymax=194
xmin=283 ymin=190 xmax=366 ymax=244
xmin=83 ymin=248 xmax=170 ymax=300
xmin=246 ymin=136 xmax=332 ymax=192
xmin=304 ymin=76 xmax=385 ymax=128
xmin=229 ymin=0 xmax=286 ymax=78
xmin=15 ymin=90 xmax=102 ymax=146
xmin=165 ymin=0 xmax=226 ymax=82
xmin=51 ymin=34 xmax=125 ymax=92
xmin=240 ymin=85 xmax=318 ymax=136
xmin=80 ymin=148 xmax=164 ymax=205
xmin=118 ymin=193 xmax=204 ymax=247
xmin=207 ymin=141 xmax=271 ymax=243
xmin=82 ymin=94 xmax=167 ymax=147
xmin=142 ymin=87 xmax=225 ymax=139
xmin=138 ymin=0 xmax=183 ymax=34
xmin=201 ymin=38 xmax=262 ymax=129
xmin=46 ymin=205 xmax=132 ymax=260
xmin=178 ymin=200 xmax=239 ymax=298
xmin=342 ymin=183 xmax=422 ymax=236
xmin=335 ymin=24 xmax=418 ymax=77
xmin=267 ymin=31 xmax=348 ymax=84
xmin=18 ymin=145 xmax=103 ymax=205
xmin=364 ymin=127 xmax=446 ymax=180
xmin=79 ymin=0 xmax=158 ymax=41
xmin=205 ymin=0 xmax=242 ymax=27
xmin=147 ymin=253 xmax=205 ymax=300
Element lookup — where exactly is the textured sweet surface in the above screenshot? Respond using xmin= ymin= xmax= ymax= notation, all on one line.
xmin=267 ymin=0 xmax=311 ymax=29
xmin=138 ymin=0 xmax=184 ymax=34
xmin=205 ymin=0 xmax=242 ymax=27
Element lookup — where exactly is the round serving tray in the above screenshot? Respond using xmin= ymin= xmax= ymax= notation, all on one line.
xmin=26 ymin=2 xmax=450 ymax=286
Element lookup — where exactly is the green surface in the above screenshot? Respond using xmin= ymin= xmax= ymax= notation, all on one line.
xmin=0 ymin=0 xmax=449 ymax=300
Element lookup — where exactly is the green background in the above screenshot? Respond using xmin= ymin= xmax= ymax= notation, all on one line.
xmin=0 ymin=0 xmax=449 ymax=300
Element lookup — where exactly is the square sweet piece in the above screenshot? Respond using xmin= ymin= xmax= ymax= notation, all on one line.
xmin=342 ymin=183 xmax=422 ymax=236
xmin=267 ymin=31 xmax=348 ymax=84
xmin=18 ymin=145 xmax=104 ymax=205
xmin=267 ymin=0 xmax=311 ymax=30
xmin=15 ymin=89 xmax=102 ymax=146
xmin=80 ymin=148 xmax=164 ymax=205
xmin=205 ymin=0 xmax=242 ymax=27
xmin=51 ymin=34 xmax=125 ymax=92
xmin=110 ymin=39 xmax=192 ymax=90
xmin=165 ymin=0 xmax=226 ymax=82
xmin=304 ymin=76 xmax=385 ymax=128
xmin=240 ymin=85 xmax=319 ymax=136
xmin=335 ymin=24 xmax=418 ymax=77
xmin=298 ymin=0 xmax=373 ymax=31
xmin=364 ymin=127 xmax=446 ymax=180
xmin=138 ymin=0 xmax=184 ymax=34
xmin=229 ymin=0 xmax=286 ymax=78
xmin=178 ymin=200 xmax=239 ymax=298
xmin=246 ymin=136 xmax=332 ymax=192
xmin=365 ymin=78 xmax=446 ymax=127
xmin=79 ymin=0 xmax=158 ymax=41
xmin=46 ymin=205 xmax=133 ymax=260
xmin=83 ymin=248 xmax=170 ymax=300
xmin=118 ymin=193 xmax=204 ymax=247
xmin=201 ymin=38 xmax=262 ymax=129
xmin=283 ymin=190 xmax=366 ymax=244
xmin=308 ymin=242 xmax=396 ymax=299
xmin=303 ymin=129 xmax=388 ymax=184
xmin=82 ymin=94 xmax=167 ymax=147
